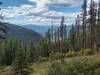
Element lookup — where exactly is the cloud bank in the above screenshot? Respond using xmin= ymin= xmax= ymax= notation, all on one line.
xmin=1 ymin=0 xmax=81 ymax=25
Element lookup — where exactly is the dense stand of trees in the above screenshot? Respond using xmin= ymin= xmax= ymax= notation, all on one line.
xmin=0 ymin=0 xmax=100 ymax=75
xmin=44 ymin=0 xmax=100 ymax=53
xmin=0 ymin=38 xmax=36 ymax=75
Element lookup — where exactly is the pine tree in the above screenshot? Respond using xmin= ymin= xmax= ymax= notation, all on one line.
xmin=54 ymin=29 xmax=57 ymax=43
xmin=12 ymin=42 xmax=32 ymax=75
xmin=98 ymin=0 xmax=100 ymax=22
xmin=60 ymin=16 xmax=65 ymax=40
xmin=46 ymin=28 xmax=51 ymax=43
xmin=82 ymin=0 xmax=87 ymax=49
xmin=27 ymin=41 xmax=37 ymax=63
xmin=38 ymin=38 xmax=50 ymax=57
xmin=97 ymin=0 xmax=100 ymax=47
xmin=51 ymin=22 xmax=54 ymax=42
xmin=0 ymin=39 xmax=21 ymax=66
xmin=68 ymin=24 xmax=76 ymax=51
xmin=0 ymin=41 xmax=6 ymax=65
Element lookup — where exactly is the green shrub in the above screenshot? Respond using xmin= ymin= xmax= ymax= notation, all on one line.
xmin=49 ymin=52 xmax=64 ymax=60
xmin=66 ymin=51 xmax=77 ymax=57
xmin=47 ymin=62 xmax=66 ymax=75
xmin=37 ymin=56 xmax=48 ymax=63
xmin=47 ymin=58 xmax=100 ymax=75
xmin=95 ymin=68 xmax=100 ymax=75
xmin=96 ymin=47 xmax=100 ymax=53
xmin=0 ymin=65 xmax=4 ymax=70
xmin=80 ymin=48 xmax=92 ymax=56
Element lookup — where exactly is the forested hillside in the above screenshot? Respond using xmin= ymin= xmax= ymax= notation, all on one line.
xmin=0 ymin=0 xmax=100 ymax=75
xmin=0 ymin=22 xmax=42 ymax=42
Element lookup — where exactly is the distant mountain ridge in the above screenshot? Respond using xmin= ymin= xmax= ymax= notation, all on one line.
xmin=0 ymin=22 xmax=42 ymax=42
xmin=22 ymin=25 xmax=59 ymax=36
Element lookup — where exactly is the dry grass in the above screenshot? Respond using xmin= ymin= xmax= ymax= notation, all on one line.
xmin=93 ymin=54 xmax=100 ymax=61
xmin=0 ymin=66 xmax=14 ymax=75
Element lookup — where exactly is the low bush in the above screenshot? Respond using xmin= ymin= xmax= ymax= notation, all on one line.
xmin=47 ymin=58 xmax=100 ymax=75
xmin=66 ymin=50 xmax=77 ymax=57
xmin=95 ymin=68 xmax=100 ymax=75
xmin=37 ymin=56 xmax=48 ymax=63
xmin=49 ymin=52 xmax=64 ymax=61
xmin=80 ymin=48 xmax=92 ymax=56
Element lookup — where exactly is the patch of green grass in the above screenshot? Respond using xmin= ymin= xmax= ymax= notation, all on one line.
xmin=31 ymin=61 xmax=51 ymax=75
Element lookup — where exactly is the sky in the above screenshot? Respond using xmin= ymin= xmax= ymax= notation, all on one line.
xmin=0 ymin=0 xmax=88 ymax=26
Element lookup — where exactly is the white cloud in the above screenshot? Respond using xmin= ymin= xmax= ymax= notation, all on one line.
xmin=1 ymin=4 xmax=48 ymax=18
xmin=28 ymin=0 xmax=83 ymax=7
xmin=28 ymin=0 xmax=36 ymax=2
xmin=28 ymin=0 xmax=47 ymax=7
xmin=46 ymin=0 xmax=82 ymax=7
xmin=1 ymin=1 xmax=80 ymax=26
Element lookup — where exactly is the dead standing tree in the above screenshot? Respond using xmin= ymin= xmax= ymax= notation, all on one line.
xmin=82 ymin=0 xmax=87 ymax=49
xmin=89 ymin=0 xmax=97 ymax=52
xmin=97 ymin=0 xmax=100 ymax=47
xmin=98 ymin=0 xmax=100 ymax=22
xmin=51 ymin=22 xmax=54 ymax=42
xmin=75 ymin=15 xmax=81 ymax=50
xmin=59 ymin=16 xmax=67 ymax=52
xmin=60 ymin=16 xmax=64 ymax=40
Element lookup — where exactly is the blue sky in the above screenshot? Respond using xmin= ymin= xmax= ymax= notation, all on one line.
xmin=0 ymin=0 xmax=84 ymax=26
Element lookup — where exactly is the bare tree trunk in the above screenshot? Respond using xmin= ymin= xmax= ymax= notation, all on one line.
xmin=89 ymin=0 xmax=97 ymax=52
xmin=82 ymin=0 xmax=87 ymax=49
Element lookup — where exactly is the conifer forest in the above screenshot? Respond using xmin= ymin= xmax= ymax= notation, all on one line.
xmin=0 ymin=0 xmax=100 ymax=75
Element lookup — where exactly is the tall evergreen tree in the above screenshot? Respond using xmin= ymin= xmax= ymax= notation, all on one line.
xmin=82 ymin=0 xmax=87 ymax=49
xmin=97 ymin=0 xmax=100 ymax=47
xmin=12 ymin=41 xmax=32 ymax=75
xmin=68 ymin=24 xmax=76 ymax=51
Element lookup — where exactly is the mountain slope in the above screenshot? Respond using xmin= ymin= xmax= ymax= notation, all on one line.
xmin=22 ymin=25 xmax=59 ymax=36
xmin=0 ymin=22 xmax=42 ymax=42
xmin=22 ymin=25 xmax=50 ymax=36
